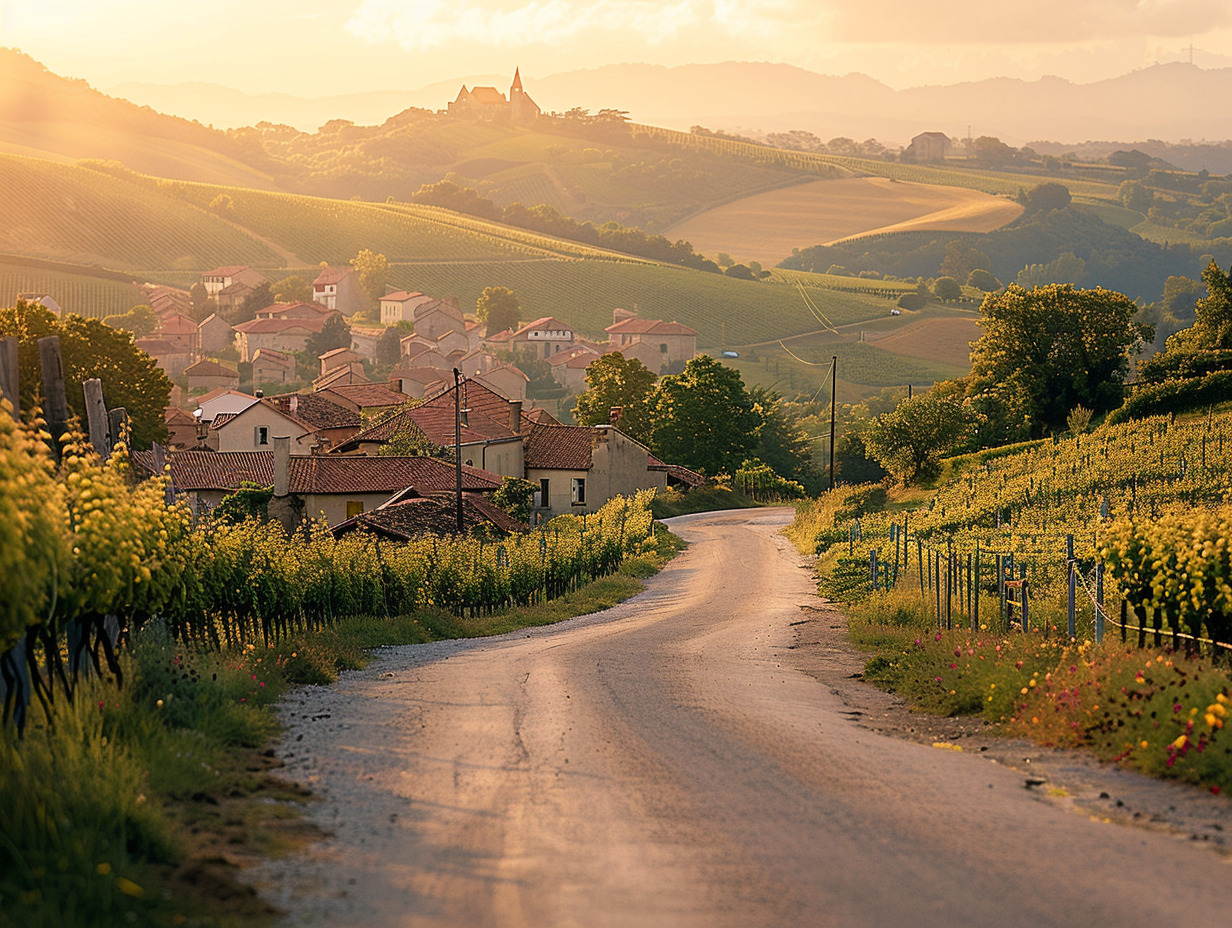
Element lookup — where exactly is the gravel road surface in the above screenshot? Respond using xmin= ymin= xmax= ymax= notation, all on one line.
xmin=252 ymin=508 xmax=1232 ymax=926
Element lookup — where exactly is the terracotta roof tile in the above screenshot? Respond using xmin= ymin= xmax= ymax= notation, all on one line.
xmin=332 ymin=493 xmax=524 ymax=540
xmin=132 ymin=449 xmax=273 ymax=489
xmin=265 ymin=393 xmax=360 ymax=430
xmin=524 ymin=424 xmax=594 ymax=470
xmin=288 ymin=456 xmax=500 ymax=494
xmin=606 ymin=318 xmax=698 ymax=336
xmin=185 ymin=358 xmax=239 ymax=378
xmin=313 ymin=266 xmax=353 ymax=286
xmin=321 ymin=384 xmax=408 ymax=409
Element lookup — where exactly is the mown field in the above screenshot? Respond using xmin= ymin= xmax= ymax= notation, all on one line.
xmin=667 ymin=178 xmax=1024 ymax=266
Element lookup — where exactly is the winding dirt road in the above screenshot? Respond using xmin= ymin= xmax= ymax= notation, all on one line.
xmin=254 ymin=509 xmax=1232 ymax=927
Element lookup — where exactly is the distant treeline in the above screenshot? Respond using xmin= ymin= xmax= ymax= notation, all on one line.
xmin=410 ymin=181 xmax=721 ymax=272
xmin=780 ymin=206 xmax=1232 ymax=302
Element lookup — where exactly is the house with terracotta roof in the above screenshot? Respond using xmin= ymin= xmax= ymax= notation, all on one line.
xmin=164 ymin=407 xmax=198 ymax=450
xmin=232 ymin=315 xmax=335 ymax=362
xmin=349 ymin=323 xmax=384 ymax=359
xmin=333 ymin=490 xmax=525 ymax=539
xmin=523 ymin=423 xmax=667 ymax=517
xmin=201 ymin=265 xmax=267 ymax=298
xmin=195 ymin=388 xmax=258 ymax=423
xmin=197 ymin=313 xmax=234 ymax=353
xmin=268 ymin=440 xmax=503 ymax=528
xmin=312 ymin=266 xmax=367 ymax=316
xmin=495 ymin=316 xmax=577 ymax=360
xmin=155 ymin=310 xmax=201 ymax=353
xmin=135 ymin=336 xmax=194 ymax=376
xmin=412 ymin=302 xmax=466 ymax=341
xmin=251 ymin=348 xmax=296 ymax=386
xmin=206 ymin=393 xmax=359 ymax=455
xmin=319 ymin=346 xmax=362 ymax=377
xmin=312 ymin=363 xmax=369 ymax=391
xmin=255 ymin=301 xmax=333 ymax=321
xmin=387 ymin=367 xmax=450 ymax=399
xmin=549 ymin=345 xmax=601 ymax=391
xmin=185 ymin=358 xmax=240 ymax=393
xmin=316 ymin=383 xmax=408 ymax=416
xmin=473 ymin=364 xmax=529 ymax=402
xmin=605 ymin=313 xmax=698 ymax=374
xmin=334 ymin=379 xmax=529 ymax=478
xmin=380 ymin=290 xmax=435 ymax=325
xmin=144 ymin=285 xmax=191 ymax=316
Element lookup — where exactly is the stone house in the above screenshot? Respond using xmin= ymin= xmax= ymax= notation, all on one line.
xmin=197 ymin=313 xmax=234 ymax=353
xmin=319 ymin=347 xmax=363 ymax=377
xmin=523 ymin=424 xmax=667 ymax=518
xmin=251 ymin=348 xmax=296 ymax=385
xmin=201 ymin=265 xmax=267 ymax=298
xmin=232 ymin=315 xmax=334 ymax=362
xmin=185 ymin=358 xmax=240 ymax=394
xmin=380 ymin=290 xmax=435 ymax=325
xmin=907 ymin=132 xmax=951 ymax=162
xmin=604 ymin=316 xmax=698 ymax=374
xmin=312 ymin=266 xmax=368 ymax=316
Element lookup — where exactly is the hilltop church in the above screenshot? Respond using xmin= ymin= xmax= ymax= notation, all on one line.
xmin=447 ymin=69 xmax=540 ymax=122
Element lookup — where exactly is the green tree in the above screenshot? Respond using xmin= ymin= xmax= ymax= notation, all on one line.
xmin=748 ymin=386 xmax=823 ymax=493
xmin=1175 ymin=261 xmax=1232 ymax=349
xmin=102 ymin=304 xmax=159 ymax=337
xmin=306 ymin=314 xmax=352 ymax=359
xmin=1020 ymin=182 xmax=1071 ymax=214
xmin=968 ymin=283 xmax=1145 ymax=435
xmin=0 ymin=301 xmax=172 ymax=446
xmin=932 ymin=276 xmax=963 ymax=302
xmin=351 ymin=249 xmax=389 ymax=304
xmin=491 ymin=476 xmax=536 ymax=522
xmin=227 ymin=281 xmax=272 ymax=325
xmin=966 ymin=269 xmax=1002 ymax=292
xmin=650 ymin=356 xmax=760 ymax=476
xmin=863 ymin=391 xmax=968 ymax=483
xmin=376 ymin=322 xmax=412 ymax=366
xmin=573 ymin=353 xmax=657 ymax=442
xmin=189 ymin=281 xmax=210 ymax=319
xmin=1016 ymin=251 xmax=1086 ymax=288
xmin=939 ymin=240 xmax=991 ymax=281
xmin=477 ymin=286 xmax=520 ymax=335
xmin=1118 ymin=179 xmax=1154 ymax=213
xmin=271 ymin=275 xmax=311 ymax=303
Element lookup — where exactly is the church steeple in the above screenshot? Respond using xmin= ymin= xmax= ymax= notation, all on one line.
xmin=511 ymin=68 xmax=524 ymax=95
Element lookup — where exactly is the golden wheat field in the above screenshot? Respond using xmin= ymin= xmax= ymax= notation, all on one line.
xmin=666 ymin=177 xmax=1023 ymax=266
xmin=864 ymin=316 xmax=983 ymax=369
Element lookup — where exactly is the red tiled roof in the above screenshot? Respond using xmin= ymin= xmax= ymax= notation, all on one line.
xmin=390 ymin=366 xmax=449 ymax=385
xmin=319 ymin=346 xmax=358 ymax=359
xmin=548 ymin=346 xmax=597 ymax=366
xmin=313 ymin=266 xmax=353 ymax=286
xmin=256 ymin=301 xmax=332 ymax=319
xmin=523 ymin=407 xmax=560 ymax=427
xmin=132 ymin=449 xmax=273 ymax=489
xmin=513 ymin=316 xmax=572 ymax=337
xmin=332 ymin=493 xmax=524 ymax=540
xmin=232 ymin=317 xmax=328 ymax=334
xmin=264 ymin=393 xmax=360 ymax=431
xmin=606 ymin=318 xmax=698 ymax=336
xmin=313 ymin=365 xmax=370 ymax=389
xmin=382 ymin=290 xmax=426 ymax=302
xmin=185 ymin=358 xmax=239 ymax=378
xmin=524 ymin=424 xmax=594 ymax=470
xmin=135 ymin=337 xmax=185 ymax=356
xmin=288 ymin=456 xmax=500 ymax=494
xmin=321 ymin=383 xmax=408 ymax=409
xmin=252 ymin=347 xmax=294 ymax=366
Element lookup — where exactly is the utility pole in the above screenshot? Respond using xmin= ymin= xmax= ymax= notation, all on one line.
xmin=453 ymin=368 xmax=464 ymax=534
xmin=829 ymin=355 xmax=837 ymax=491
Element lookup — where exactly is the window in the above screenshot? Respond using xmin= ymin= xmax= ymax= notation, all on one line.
xmin=539 ymin=478 xmax=550 ymax=507
xmin=660 ymin=343 xmax=669 ymax=353
xmin=255 ymin=426 xmax=269 ymax=446
xmin=346 ymin=501 xmax=364 ymax=518
xmin=571 ymin=478 xmax=586 ymax=506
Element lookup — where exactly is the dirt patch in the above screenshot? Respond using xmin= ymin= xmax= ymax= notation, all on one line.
xmin=784 ymin=596 xmax=1232 ymax=855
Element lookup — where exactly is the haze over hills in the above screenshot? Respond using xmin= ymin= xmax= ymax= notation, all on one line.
xmin=108 ymin=59 xmax=1232 ymax=149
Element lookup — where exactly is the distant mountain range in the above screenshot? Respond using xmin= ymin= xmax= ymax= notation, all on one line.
xmin=109 ymin=60 xmax=1232 ymax=151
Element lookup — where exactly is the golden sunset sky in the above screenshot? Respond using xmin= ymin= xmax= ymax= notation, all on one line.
xmin=2 ymin=0 xmax=1231 ymax=96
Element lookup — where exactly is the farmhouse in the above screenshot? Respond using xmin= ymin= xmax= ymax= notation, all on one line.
xmin=380 ymin=290 xmax=435 ymax=325
xmin=201 ymin=265 xmax=267 ymax=298
xmin=251 ymin=348 xmax=296 ymax=385
xmin=185 ymin=358 xmax=240 ymax=393
xmin=605 ymin=313 xmax=697 ymax=374
xmin=197 ymin=313 xmax=234 ymax=353
xmin=907 ymin=132 xmax=951 ymax=162
xmin=523 ymin=424 xmax=667 ymax=518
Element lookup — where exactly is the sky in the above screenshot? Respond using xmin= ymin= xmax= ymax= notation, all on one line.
xmin=2 ymin=0 xmax=1231 ymax=97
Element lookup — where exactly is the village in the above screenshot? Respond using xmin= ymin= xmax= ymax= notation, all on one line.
xmin=58 ymin=259 xmax=704 ymax=536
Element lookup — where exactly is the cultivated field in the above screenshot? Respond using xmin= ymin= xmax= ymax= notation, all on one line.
xmin=864 ymin=315 xmax=983 ymax=368
xmin=667 ymin=178 xmax=1023 ymax=265
xmin=0 ymin=259 xmax=144 ymax=319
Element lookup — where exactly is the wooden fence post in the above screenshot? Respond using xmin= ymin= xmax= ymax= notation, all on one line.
xmin=38 ymin=336 xmax=68 ymax=454
xmin=82 ymin=378 xmax=110 ymax=461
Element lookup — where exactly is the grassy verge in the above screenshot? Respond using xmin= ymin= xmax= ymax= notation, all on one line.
xmin=835 ymin=586 xmax=1232 ymax=794
xmin=1 ymin=526 xmax=685 ymax=928
xmin=650 ymin=486 xmax=761 ymax=519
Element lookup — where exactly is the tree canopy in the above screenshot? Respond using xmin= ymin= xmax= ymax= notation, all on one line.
xmin=968 ymin=283 xmax=1145 ymax=435
xmin=306 ymin=314 xmax=352 ymax=359
xmin=0 ymin=301 xmax=171 ymax=446
xmin=573 ymin=353 xmax=657 ymax=443
xmin=864 ymin=391 xmax=968 ymax=484
xmin=649 ymin=356 xmax=760 ymax=476
xmin=351 ymin=249 xmax=389 ymax=304
xmin=477 ymin=286 xmax=520 ymax=335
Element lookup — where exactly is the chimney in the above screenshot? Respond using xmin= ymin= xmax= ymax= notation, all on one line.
xmin=609 ymin=406 xmax=623 ymax=424
xmin=509 ymin=400 xmax=522 ymax=433
xmin=255 ymin=389 xmax=264 ymax=399
xmin=290 ymin=394 xmax=298 ymax=415
xmin=273 ymin=435 xmax=290 ymax=497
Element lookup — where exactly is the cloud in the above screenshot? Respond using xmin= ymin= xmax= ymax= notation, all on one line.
xmin=820 ymin=0 xmax=1232 ymax=44
xmin=345 ymin=0 xmax=802 ymax=50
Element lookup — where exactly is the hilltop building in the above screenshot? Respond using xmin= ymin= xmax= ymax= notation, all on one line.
xmin=907 ymin=132 xmax=950 ymax=162
xmin=448 ymin=69 xmax=540 ymax=122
